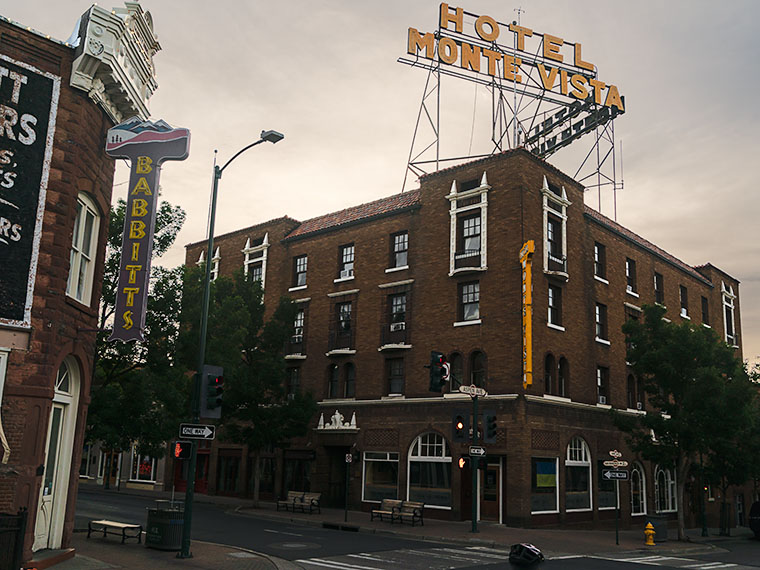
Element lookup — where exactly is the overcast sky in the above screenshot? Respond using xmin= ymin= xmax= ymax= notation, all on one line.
xmin=4 ymin=0 xmax=759 ymax=366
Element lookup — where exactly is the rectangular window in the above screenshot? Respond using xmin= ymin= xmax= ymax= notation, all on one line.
xmin=680 ymin=285 xmax=689 ymax=317
xmin=626 ymin=258 xmax=637 ymax=294
xmin=286 ymin=367 xmax=299 ymax=399
xmin=701 ymin=296 xmax=710 ymax=326
xmin=362 ymin=452 xmax=399 ymax=502
xmin=595 ymin=303 xmax=608 ymax=341
xmin=293 ymin=255 xmax=307 ymax=287
xmin=597 ymin=459 xmax=618 ymax=509
xmin=594 ymin=242 xmax=606 ymax=279
xmin=723 ymin=283 xmax=736 ymax=345
xmin=339 ymin=244 xmax=355 ymax=279
xmin=387 ymin=358 xmax=404 ymax=394
xmin=547 ymin=216 xmax=562 ymax=259
xmin=67 ymin=195 xmax=100 ymax=304
xmin=293 ymin=309 xmax=305 ymax=340
xmin=654 ymin=272 xmax=664 ymax=305
xmin=130 ymin=451 xmax=155 ymax=482
xmin=461 ymin=214 xmax=481 ymax=256
xmin=328 ymin=365 xmax=340 ymax=399
xmin=460 ymin=281 xmax=480 ymax=321
xmin=391 ymin=231 xmax=408 ymax=268
xmin=597 ymin=366 xmax=610 ymax=405
xmin=249 ymin=263 xmax=263 ymax=283
xmin=548 ymin=284 xmax=562 ymax=327
xmin=390 ymin=293 xmax=406 ymax=324
xmin=531 ymin=457 xmax=559 ymax=514
xmin=338 ymin=302 xmax=352 ymax=331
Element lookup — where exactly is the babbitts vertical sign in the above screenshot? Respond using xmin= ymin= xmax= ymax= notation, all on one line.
xmin=0 ymin=55 xmax=60 ymax=328
xmin=105 ymin=117 xmax=190 ymax=342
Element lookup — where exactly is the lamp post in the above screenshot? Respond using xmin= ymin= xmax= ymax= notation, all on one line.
xmin=179 ymin=130 xmax=284 ymax=559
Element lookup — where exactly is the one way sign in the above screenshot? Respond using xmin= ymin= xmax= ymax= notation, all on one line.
xmin=602 ymin=469 xmax=629 ymax=481
xmin=179 ymin=423 xmax=216 ymax=440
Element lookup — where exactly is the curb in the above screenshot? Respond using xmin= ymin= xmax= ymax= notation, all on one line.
xmin=192 ymin=539 xmax=300 ymax=570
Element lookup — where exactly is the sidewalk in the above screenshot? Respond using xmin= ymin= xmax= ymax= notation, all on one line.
xmin=47 ymin=485 xmax=756 ymax=569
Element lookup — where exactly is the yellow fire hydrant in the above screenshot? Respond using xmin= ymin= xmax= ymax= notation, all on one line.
xmin=644 ymin=522 xmax=656 ymax=546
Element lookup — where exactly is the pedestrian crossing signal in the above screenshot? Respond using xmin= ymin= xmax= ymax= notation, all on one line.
xmin=174 ymin=440 xmax=191 ymax=460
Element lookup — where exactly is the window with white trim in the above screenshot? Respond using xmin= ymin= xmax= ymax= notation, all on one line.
xmin=531 ymin=457 xmax=559 ymax=514
xmin=363 ymin=451 xmax=399 ymax=502
xmin=548 ymin=284 xmax=562 ymax=327
xmin=594 ymin=242 xmax=606 ymax=280
xmin=655 ymin=464 xmax=677 ymax=513
xmin=66 ymin=193 xmax=101 ymax=305
xmin=565 ymin=437 xmax=592 ymax=511
xmin=292 ymin=254 xmax=307 ymax=288
xmin=654 ymin=272 xmax=665 ymax=305
xmin=390 ymin=231 xmax=409 ymax=269
xmin=338 ymin=244 xmax=355 ymax=279
xmin=631 ymin=462 xmax=647 ymax=515
xmin=447 ymin=174 xmax=489 ymax=274
xmin=679 ymin=285 xmax=689 ymax=318
xmin=130 ymin=446 xmax=156 ymax=482
xmin=626 ymin=258 xmax=637 ymax=294
xmin=541 ymin=176 xmax=570 ymax=275
xmin=243 ymin=234 xmax=269 ymax=287
xmin=722 ymin=282 xmax=737 ymax=345
xmin=595 ymin=303 xmax=608 ymax=341
xmin=408 ymin=432 xmax=452 ymax=508
xmin=459 ymin=281 xmax=480 ymax=322
xmin=597 ymin=366 xmax=610 ymax=405
xmin=210 ymin=247 xmax=220 ymax=282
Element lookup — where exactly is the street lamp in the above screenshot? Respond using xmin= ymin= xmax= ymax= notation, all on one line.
xmin=179 ymin=130 xmax=283 ymax=559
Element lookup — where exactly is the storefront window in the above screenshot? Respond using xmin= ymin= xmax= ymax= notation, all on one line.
xmin=565 ymin=437 xmax=591 ymax=511
xmin=362 ymin=452 xmax=399 ymax=502
xmin=531 ymin=457 xmax=558 ymax=513
xmin=130 ymin=449 xmax=155 ymax=482
xmin=408 ymin=433 xmax=451 ymax=508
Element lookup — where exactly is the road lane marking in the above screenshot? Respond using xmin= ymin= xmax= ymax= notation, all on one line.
xmin=263 ymin=528 xmax=303 ymax=536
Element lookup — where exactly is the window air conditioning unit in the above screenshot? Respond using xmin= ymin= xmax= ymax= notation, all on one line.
xmin=291 ymin=334 xmax=303 ymax=344
xmin=390 ymin=322 xmax=406 ymax=332
xmin=598 ymin=395 xmax=607 ymax=405
xmin=340 ymin=269 xmax=354 ymax=279
xmin=636 ymin=402 xmax=643 ymax=410
xmin=626 ymin=285 xmax=633 ymax=292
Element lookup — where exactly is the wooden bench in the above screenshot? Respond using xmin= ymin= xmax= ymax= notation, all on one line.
xmin=393 ymin=501 xmax=424 ymax=526
xmin=87 ymin=519 xmax=142 ymax=544
xmin=370 ymin=499 xmax=402 ymax=522
xmin=295 ymin=492 xmax=321 ymax=514
xmin=276 ymin=491 xmax=303 ymax=512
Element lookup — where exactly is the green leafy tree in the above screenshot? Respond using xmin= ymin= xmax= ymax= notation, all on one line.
xmin=87 ymin=198 xmax=188 ymax=485
xmin=178 ymin=267 xmax=317 ymax=504
xmin=613 ymin=304 xmax=750 ymax=540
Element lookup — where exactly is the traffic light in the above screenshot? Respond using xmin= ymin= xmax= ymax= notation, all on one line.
xmin=201 ymin=364 xmax=224 ymax=419
xmin=429 ymin=351 xmax=450 ymax=392
xmin=483 ymin=411 xmax=498 ymax=443
xmin=173 ymin=441 xmax=192 ymax=460
xmin=452 ymin=410 xmax=470 ymax=443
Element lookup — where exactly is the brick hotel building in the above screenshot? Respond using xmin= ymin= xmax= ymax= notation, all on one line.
xmin=183 ymin=149 xmax=745 ymax=528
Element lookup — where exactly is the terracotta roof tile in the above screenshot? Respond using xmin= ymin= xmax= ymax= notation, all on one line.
xmin=583 ymin=205 xmax=712 ymax=286
xmin=285 ymin=190 xmax=421 ymax=240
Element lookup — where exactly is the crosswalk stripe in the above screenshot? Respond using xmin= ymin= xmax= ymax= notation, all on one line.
xmin=299 ymin=558 xmax=381 ymax=570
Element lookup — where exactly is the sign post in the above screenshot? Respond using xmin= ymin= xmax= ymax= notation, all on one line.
xmin=606 ymin=450 xmax=628 ymax=545
xmin=459 ymin=384 xmax=488 ymax=533
xmin=345 ymin=453 xmax=352 ymax=523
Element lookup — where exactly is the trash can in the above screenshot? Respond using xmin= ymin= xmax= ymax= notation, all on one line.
xmin=145 ymin=500 xmax=184 ymax=551
xmin=646 ymin=514 xmax=668 ymax=542
xmin=749 ymin=501 xmax=760 ymax=540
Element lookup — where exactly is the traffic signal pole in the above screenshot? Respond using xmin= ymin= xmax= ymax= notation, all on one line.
xmin=471 ymin=395 xmax=479 ymax=534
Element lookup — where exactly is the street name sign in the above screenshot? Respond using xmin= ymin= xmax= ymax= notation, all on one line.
xmin=603 ymin=469 xmax=630 ymax=481
xmin=603 ymin=459 xmax=628 ymax=468
xmin=179 ymin=423 xmax=216 ymax=440
xmin=459 ymin=384 xmax=487 ymax=397
xmin=609 ymin=449 xmax=622 ymax=458
xmin=469 ymin=446 xmax=486 ymax=457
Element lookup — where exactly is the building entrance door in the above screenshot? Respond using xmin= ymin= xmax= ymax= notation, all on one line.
xmin=480 ymin=458 xmax=501 ymax=522
xmin=33 ymin=403 xmax=65 ymax=550
xmin=326 ymin=446 xmax=350 ymax=508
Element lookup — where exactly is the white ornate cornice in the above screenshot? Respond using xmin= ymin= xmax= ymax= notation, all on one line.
xmin=70 ymin=2 xmax=160 ymax=123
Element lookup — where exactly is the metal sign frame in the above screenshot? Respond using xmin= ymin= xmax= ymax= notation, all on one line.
xmin=399 ymin=4 xmax=625 ymax=217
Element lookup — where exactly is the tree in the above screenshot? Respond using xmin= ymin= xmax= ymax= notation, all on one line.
xmin=177 ymin=267 xmax=317 ymax=505
xmin=86 ymin=198 xmax=188 ymax=485
xmin=613 ymin=304 xmax=751 ymax=540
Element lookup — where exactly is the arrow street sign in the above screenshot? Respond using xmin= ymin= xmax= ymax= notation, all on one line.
xmin=603 ymin=469 xmax=630 ymax=481
xmin=179 ymin=423 xmax=216 ymax=440
xmin=603 ymin=459 xmax=628 ymax=468
xmin=459 ymin=384 xmax=488 ymax=397
xmin=469 ymin=446 xmax=486 ymax=457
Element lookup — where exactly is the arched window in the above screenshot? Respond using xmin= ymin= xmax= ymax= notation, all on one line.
xmin=448 ymin=352 xmax=463 ymax=391
xmin=654 ymin=465 xmax=677 ymax=513
xmin=636 ymin=377 xmax=645 ymax=410
xmin=544 ymin=354 xmax=556 ymax=394
xmin=558 ymin=357 xmax=568 ymax=397
xmin=631 ymin=462 xmax=647 ymax=515
xmin=565 ymin=437 xmax=591 ymax=511
xmin=66 ymin=193 xmax=101 ymax=305
xmin=344 ymin=363 xmax=355 ymax=398
xmin=408 ymin=432 xmax=452 ymax=509
xmin=471 ymin=351 xmax=486 ymax=387
xmin=328 ymin=364 xmax=339 ymax=399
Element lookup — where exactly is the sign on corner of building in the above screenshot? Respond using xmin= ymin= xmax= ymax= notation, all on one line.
xmin=106 ymin=117 xmax=190 ymax=343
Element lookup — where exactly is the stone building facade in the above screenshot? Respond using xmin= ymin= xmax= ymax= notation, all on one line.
xmin=0 ymin=3 xmax=160 ymax=562
xmin=183 ymin=149 xmax=747 ymax=528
